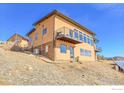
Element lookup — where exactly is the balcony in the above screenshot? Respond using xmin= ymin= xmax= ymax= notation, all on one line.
xmin=56 ymin=27 xmax=82 ymax=44
xmin=95 ymin=47 xmax=102 ymax=52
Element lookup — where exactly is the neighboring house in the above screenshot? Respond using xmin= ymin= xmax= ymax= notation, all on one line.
xmin=7 ymin=33 xmax=29 ymax=51
xmin=27 ymin=10 xmax=101 ymax=62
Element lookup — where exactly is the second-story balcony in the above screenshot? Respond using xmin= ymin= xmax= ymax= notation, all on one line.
xmin=56 ymin=27 xmax=82 ymax=44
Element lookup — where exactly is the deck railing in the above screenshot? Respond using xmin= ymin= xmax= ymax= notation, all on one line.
xmin=56 ymin=27 xmax=82 ymax=44
xmin=95 ymin=47 xmax=102 ymax=52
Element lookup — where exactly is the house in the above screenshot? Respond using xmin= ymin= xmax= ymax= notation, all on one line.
xmin=27 ymin=10 xmax=101 ymax=62
xmin=7 ymin=33 xmax=29 ymax=51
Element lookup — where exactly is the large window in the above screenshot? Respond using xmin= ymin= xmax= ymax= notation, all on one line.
xmin=60 ymin=44 xmax=67 ymax=53
xmin=35 ymin=33 xmax=38 ymax=40
xmin=80 ymin=48 xmax=91 ymax=56
xmin=69 ymin=30 xmax=73 ymax=38
xmin=87 ymin=36 xmax=90 ymax=44
xmin=89 ymin=51 xmax=91 ymax=56
xmin=84 ymin=34 xmax=87 ymax=43
xmin=42 ymin=28 xmax=47 ymax=35
xmin=74 ymin=30 xmax=78 ymax=39
xmin=79 ymin=32 xmax=83 ymax=41
xmin=90 ymin=38 xmax=94 ymax=46
xmin=85 ymin=50 xmax=88 ymax=56
xmin=80 ymin=48 xmax=84 ymax=56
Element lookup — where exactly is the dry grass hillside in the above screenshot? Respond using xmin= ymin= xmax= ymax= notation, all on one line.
xmin=0 ymin=48 xmax=124 ymax=85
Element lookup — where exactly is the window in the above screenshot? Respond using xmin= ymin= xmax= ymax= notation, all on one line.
xmin=35 ymin=33 xmax=38 ymax=40
xmin=69 ymin=30 xmax=73 ymax=38
xmin=80 ymin=48 xmax=92 ymax=56
xmin=87 ymin=51 xmax=89 ymax=56
xmin=45 ymin=45 xmax=48 ymax=53
xmin=42 ymin=28 xmax=47 ymax=35
xmin=87 ymin=50 xmax=91 ymax=56
xmin=87 ymin=36 xmax=90 ymax=44
xmin=70 ymin=46 xmax=74 ymax=58
xmin=80 ymin=48 xmax=84 ymax=56
xmin=79 ymin=32 xmax=83 ymax=41
xmin=85 ymin=50 xmax=88 ymax=56
xmin=60 ymin=44 xmax=67 ymax=53
xmin=91 ymin=38 xmax=94 ymax=46
xmin=74 ymin=30 xmax=78 ymax=39
xmin=84 ymin=34 xmax=87 ymax=43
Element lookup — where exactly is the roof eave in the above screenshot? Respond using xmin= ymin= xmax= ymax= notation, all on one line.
xmin=29 ymin=10 xmax=95 ymax=36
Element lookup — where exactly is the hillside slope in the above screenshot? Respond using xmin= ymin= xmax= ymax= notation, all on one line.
xmin=0 ymin=48 xmax=124 ymax=85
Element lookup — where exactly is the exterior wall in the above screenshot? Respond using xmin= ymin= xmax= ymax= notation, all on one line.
xmin=28 ymin=13 xmax=96 ymax=62
xmin=55 ymin=40 xmax=75 ymax=61
xmin=74 ymin=43 xmax=96 ymax=62
xmin=28 ymin=15 xmax=55 ymax=60
xmin=40 ymin=41 xmax=53 ymax=59
xmin=28 ymin=15 xmax=55 ymax=48
xmin=54 ymin=15 xmax=96 ymax=62
xmin=19 ymin=40 xmax=29 ymax=48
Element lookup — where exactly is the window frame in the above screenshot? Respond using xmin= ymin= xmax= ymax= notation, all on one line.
xmin=60 ymin=44 xmax=67 ymax=54
xmin=83 ymin=34 xmax=87 ymax=43
xmin=35 ymin=32 xmax=38 ymax=40
xmin=42 ymin=28 xmax=47 ymax=36
xmin=80 ymin=48 xmax=85 ymax=56
xmin=90 ymin=37 xmax=94 ymax=46
xmin=74 ymin=29 xmax=78 ymax=40
xmin=87 ymin=36 xmax=90 ymax=45
xmin=69 ymin=30 xmax=73 ymax=38
xmin=79 ymin=31 xmax=83 ymax=41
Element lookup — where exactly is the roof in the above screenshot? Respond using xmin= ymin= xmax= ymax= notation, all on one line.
xmin=26 ymin=28 xmax=35 ymax=36
xmin=115 ymin=61 xmax=124 ymax=70
xmin=27 ymin=10 xmax=95 ymax=36
xmin=7 ymin=33 xmax=29 ymax=41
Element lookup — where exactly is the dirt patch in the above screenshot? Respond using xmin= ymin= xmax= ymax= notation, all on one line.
xmin=0 ymin=48 xmax=124 ymax=85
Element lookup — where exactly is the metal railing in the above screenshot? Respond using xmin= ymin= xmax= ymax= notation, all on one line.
xmin=95 ymin=47 xmax=102 ymax=52
xmin=56 ymin=26 xmax=82 ymax=42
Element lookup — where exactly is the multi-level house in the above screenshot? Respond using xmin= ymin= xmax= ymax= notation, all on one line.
xmin=27 ymin=10 xmax=100 ymax=62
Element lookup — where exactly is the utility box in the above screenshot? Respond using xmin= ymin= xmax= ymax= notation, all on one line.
xmin=33 ymin=49 xmax=40 ymax=55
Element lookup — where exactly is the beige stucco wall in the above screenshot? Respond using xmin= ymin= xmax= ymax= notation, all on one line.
xmin=55 ymin=40 xmax=75 ymax=61
xmin=28 ymin=14 xmax=96 ymax=61
xmin=29 ymin=15 xmax=55 ymax=48
xmin=74 ymin=43 xmax=96 ymax=62
xmin=28 ymin=15 xmax=55 ymax=60
xmin=54 ymin=15 xmax=96 ymax=62
xmin=19 ymin=40 xmax=29 ymax=48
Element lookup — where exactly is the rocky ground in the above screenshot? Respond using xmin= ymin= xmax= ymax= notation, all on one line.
xmin=0 ymin=48 xmax=124 ymax=85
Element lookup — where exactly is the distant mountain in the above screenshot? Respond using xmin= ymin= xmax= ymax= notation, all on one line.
xmin=113 ymin=56 xmax=124 ymax=61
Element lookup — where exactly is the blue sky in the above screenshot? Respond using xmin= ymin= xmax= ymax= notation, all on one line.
xmin=0 ymin=3 xmax=124 ymax=57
